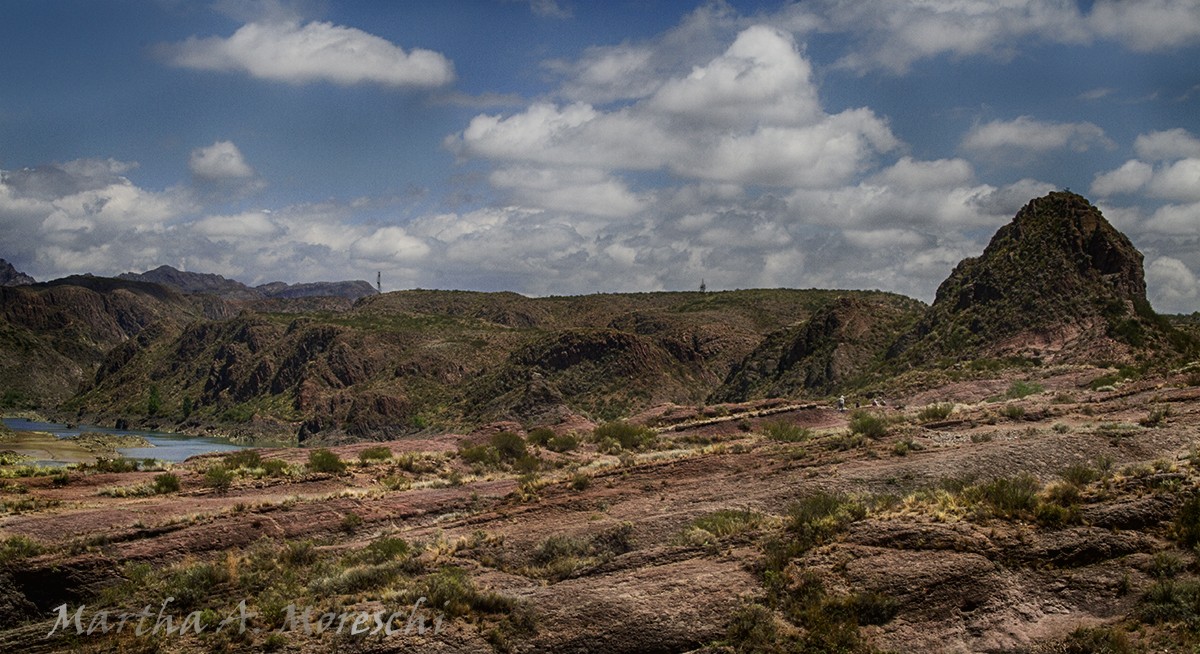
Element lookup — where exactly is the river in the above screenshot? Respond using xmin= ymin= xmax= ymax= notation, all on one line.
xmin=1 ymin=417 xmax=248 ymax=463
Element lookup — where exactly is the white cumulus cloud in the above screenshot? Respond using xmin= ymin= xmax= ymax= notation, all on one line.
xmin=961 ymin=116 xmax=1114 ymax=158
xmin=163 ymin=20 xmax=455 ymax=87
xmin=189 ymin=141 xmax=256 ymax=181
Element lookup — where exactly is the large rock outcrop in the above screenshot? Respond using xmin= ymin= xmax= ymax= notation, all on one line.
xmin=889 ymin=191 xmax=1175 ymax=365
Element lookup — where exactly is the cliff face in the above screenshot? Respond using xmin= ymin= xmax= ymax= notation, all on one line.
xmin=889 ymin=191 xmax=1173 ymax=365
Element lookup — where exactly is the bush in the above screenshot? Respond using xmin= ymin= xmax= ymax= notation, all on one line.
xmin=1060 ymin=463 xmax=1099 ymax=487
xmin=569 ymin=473 xmax=590 ymax=491
xmin=411 ymin=566 xmax=514 ymax=618
xmin=224 ymin=449 xmax=262 ymax=470
xmin=686 ymin=509 xmax=763 ymax=543
xmin=340 ymin=511 xmax=363 ymax=533
xmin=0 ymin=534 xmax=44 ymax=564
xmin=546 ymin=432 xmax=579 ymax=453
xmin=1140 ymin=405 xmax=1172 ymax=427
xmin=787 ymin=491 xmax=866 ymax=553
xmin=762 ymin=421 xmax=811 ymax=442
xmin=917 ymin=403 xmax=954 ymax=422
xmin=848 ymin=410 xmax=888 ymax=439
xmin=203 ymin=466 xmax=233 ymax=493
xmin=967 ymin=473 xmax=1041 ymax=519
xmin=152 ymin=472 xmax=181 ymax=494
xmin=359 ymin=446 xmax=393 ymax=462
xmin=1006 ymin=380 xmax=1044 ymax=399
xmin=307 ymin=448 xmax=346 ymax=474
xmin=262 ymin=459 xmax=289 ymax=477
xmin=1060 ymin=626 xmax=1133 ymax=654
xmin=1175 ymin=494 xmax=1200 ymax=548
xmin=1000 ymin=404 xmax=1026 ymax=420
xmin=592 ymin=422 xmax=656 ymax=451
xmin=491 ymin=432 xmax=527 ymax=461
xmin=526 ymin=428 xmax=555 ymax=447
xmin=1139 ymin=578 xmax=1200 ymax=624
xmin=460 ymin=444 xmax=500 ymax=467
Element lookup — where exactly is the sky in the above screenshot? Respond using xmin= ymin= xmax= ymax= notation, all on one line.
xmin=2 ymin=1 xmax=1199 ymax=313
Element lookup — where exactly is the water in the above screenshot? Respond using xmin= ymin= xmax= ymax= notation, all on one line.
xmin=1 ymin=418 xmax=249 ymax=463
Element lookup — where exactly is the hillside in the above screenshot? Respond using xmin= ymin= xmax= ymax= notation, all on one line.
xmin=0 ymin=276 xmax=228 ymax=408
xmin=0 ymin=259 xmax=34 ymax=287
xmin=66 ymin=289 xmax=917 ymax=442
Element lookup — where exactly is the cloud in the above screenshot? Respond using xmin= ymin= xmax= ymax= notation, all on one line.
xmin=162 ymin=20 xmax=454 ymax=87
xmin=1088 ymin=0 xmax=1200 ymax=51
xmin=1135 ymin=128 xmax=1200 ymax=161
xmin=1146 ymin=256 xmax=1200 ymax=311
xmin=189 ymin=141 xmax=256 ymax=181
xmin=777 ymin=0 xmax=1200 ymax=74
xmin=523 ymin=0 xmax=571 ymax=19
xmin=452 ymin=26 xmax=898 ymax=191
xmin=1144 ymin=201 xmax=1200 ymax=234
xmin=1091 ymin=160 xmax=1155 ymax=197
xmin=961 ymin=116 xmax=1114 ymax=158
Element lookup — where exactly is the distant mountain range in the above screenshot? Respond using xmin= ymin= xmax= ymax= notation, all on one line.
xmin=117 ymin=265 xmax=378 ymax=301
xmin=0 ymin=259 xmax=35 ymax=287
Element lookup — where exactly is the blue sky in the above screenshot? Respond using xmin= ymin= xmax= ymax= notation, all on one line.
xmin=2 ymin=1 xmax=1199 ymax=312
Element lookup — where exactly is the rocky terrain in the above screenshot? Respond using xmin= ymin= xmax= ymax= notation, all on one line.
xmin=0 ymin=191 xmax=1198 ymax=652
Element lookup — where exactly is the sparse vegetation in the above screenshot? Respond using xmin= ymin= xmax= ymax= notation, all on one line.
xmin=762 ymin=420 xmax=811 ymax=442
xmin=152 ymin=472 xmax=181 ymax=494
xmin=917 ymin=403 xmax=954 ymax=422
xmin=203 ymin=465 xmax=233 ymax=493
xmin=1006 ymin=380 xmax=1044 ymax=399
xmin=359 ymin=445 xmax=393 ymax=462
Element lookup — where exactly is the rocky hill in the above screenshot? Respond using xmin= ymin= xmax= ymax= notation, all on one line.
xmin=889 ymin=191 xmax=1187 ymax=366
xmin=0 ymin=259 xmax=34 ymax=287
xmin=119 ymin=265 xmax=378 ymax=301
xmin=0 ymin=276 xmax=229 ymax=407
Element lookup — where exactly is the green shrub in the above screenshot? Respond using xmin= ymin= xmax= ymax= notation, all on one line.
xmin=340 ymin=511 xmax=363 ymax=533
xmin=526 ymin=428 xmax=555 ymax=447
xmin=411 ymin=566 xmax=514 ymax=618
xmin=358 ymin=537 xmax=409 ymax=564
xmin=685 ymin=509 xmax=763 ymax=544
xmin=91 ymin=458 xmax=140 ymax=473
xmin=1000 ymin=404 xmax=1026 ymax=420
xmin=848 ymin=410 xmax=888 ymax=438
xmin=1060 ymin=626 xmax=1133 ymax=654
xmin=491 ymin=432 xmax=527 ymax=461
xmin=307 ymin=448 xmax=346 ymax=474
xmin=223 ymin=449 xmax=262 ymax=470
xmin=787 ymin=492 xmax=866 ymax=553
xmin=460 ymin=444 xmax=500 ymax=467
xmin=1140 ymin=405 xmax=1172 ymax=427
xmin=917 ymin=403 xmax=954 ymax=422
xmin=967 ymin=473 xmax=1041 ymax=519
xmin=0 ymin=534 xmax=44 ymax=564
xmin=152 ymin=472 xmax=180 ymax=494
xmin=1150 ymin=551 xmax=1188 ymax=579
xmin=1175 ymin=494 xmax=1200 ymax=548
xmin=1139 ymin=578 xmax=1200 ymax=624
xmin=1006 ymin=380 xmax=1044 ymax=399
xmin=359 ymin=446 xmax=393 ymax=462
xmin=592 ymin=422 xmax=656 ymax=451
xmin=262 ymin=459 xmax=289 ymax=477
xmin=203 ymin=466 xmax=233 ymax=493
xmin=546 ymin=432 xmax=579 ymax=453
xmin=724 ymin=603 xmax=781 ymax=652
xmin=569 ymin=473 xmax=590 ymax=491
xmin=1060 ymin=463 xmax=1099 ymax=487
xmin=762 ymin=421 xmax=811 ymax=442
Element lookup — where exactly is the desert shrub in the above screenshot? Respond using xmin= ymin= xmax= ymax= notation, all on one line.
xmin=1139 ymin=578 xmax=1200 ymax=625
xmin=1060 ymin=626 xmax=1133 ymax=654
xmin=724 ymin=603 xmax=782 ymax=652
xmin=1000 ymin=404 xmax=1026 ymax=420
xmin=165 ymin=561 xmax=231 ymax=611
xmin=762 ymin=421 xmax=811 ymax=443
xmin=682 ymin=509 xmax=763 ymax=546
xmin=359 ymin=446 xmax=393 ymax=462
xmin=526 ymin=428 xmax=555 ymax=447
xmin=358 ymin=537 xmax=409 ymax=564
xmin=460 ymin=444 xmax=500 ymax=467
xmin=223 ymin=449 xmax=262 ymax=470
xmin=1006 ymin=380 xmax=1044 ymax=399
xmin=261 ymin=459 xmax=289 ymax=477
xmin=967 ymin=473 xmax=1041 ymax=519
xmin=1140 ymin=405 xmax=1172 ymax=427
xmin=307 ymin=448 xmax=346 ymax=474
xmin=787 ymin=492 xmax=866 ymax=553
xmin=592 ymin=421 xmax=656 ymax=451
xmin=546 ymin=432 xmax=579 ymax=453
xmin=1150 ymin=551 xmax=1188 ymax=579
xmin=917 ymin=403 xmax=954 ymax=422
xmin=379 ymin=473 xmax=411 ymax=491
xmin=848 ymin=410 xmax=888 ymax=438
xmin=826 ymin=432 xmax=867 ymax=451
xmin=1052 ymin=423 xmax=1071 ymax=433
xmin=491 ymin=432 xmax=528 ymax=461
xmin=1060 ymin=463 xmax=1099 ymax=487
xmin=410 ymin=566 xmax=514 ymax=618
xmin=0 ymin=534 xmax=44 ymax=564
xmin=1175 ymin=494 xmax=1200 ymax=548
xmin=91 ymin=458 xmax=140 ymax=473
xmin=569 ymin=472 xmax=590 ymax=491
xmin=203 ymin=465 xmax=233 ymax=493
xmin=340 ymin=511 xmax=363 ymax=533
xmin=514 ymin=454 xmax=541 ymax=474
xmin=970 ymin=432 xmax=994 ymax=443
xmin=152 ymin=472 xmax=180 ymax=494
